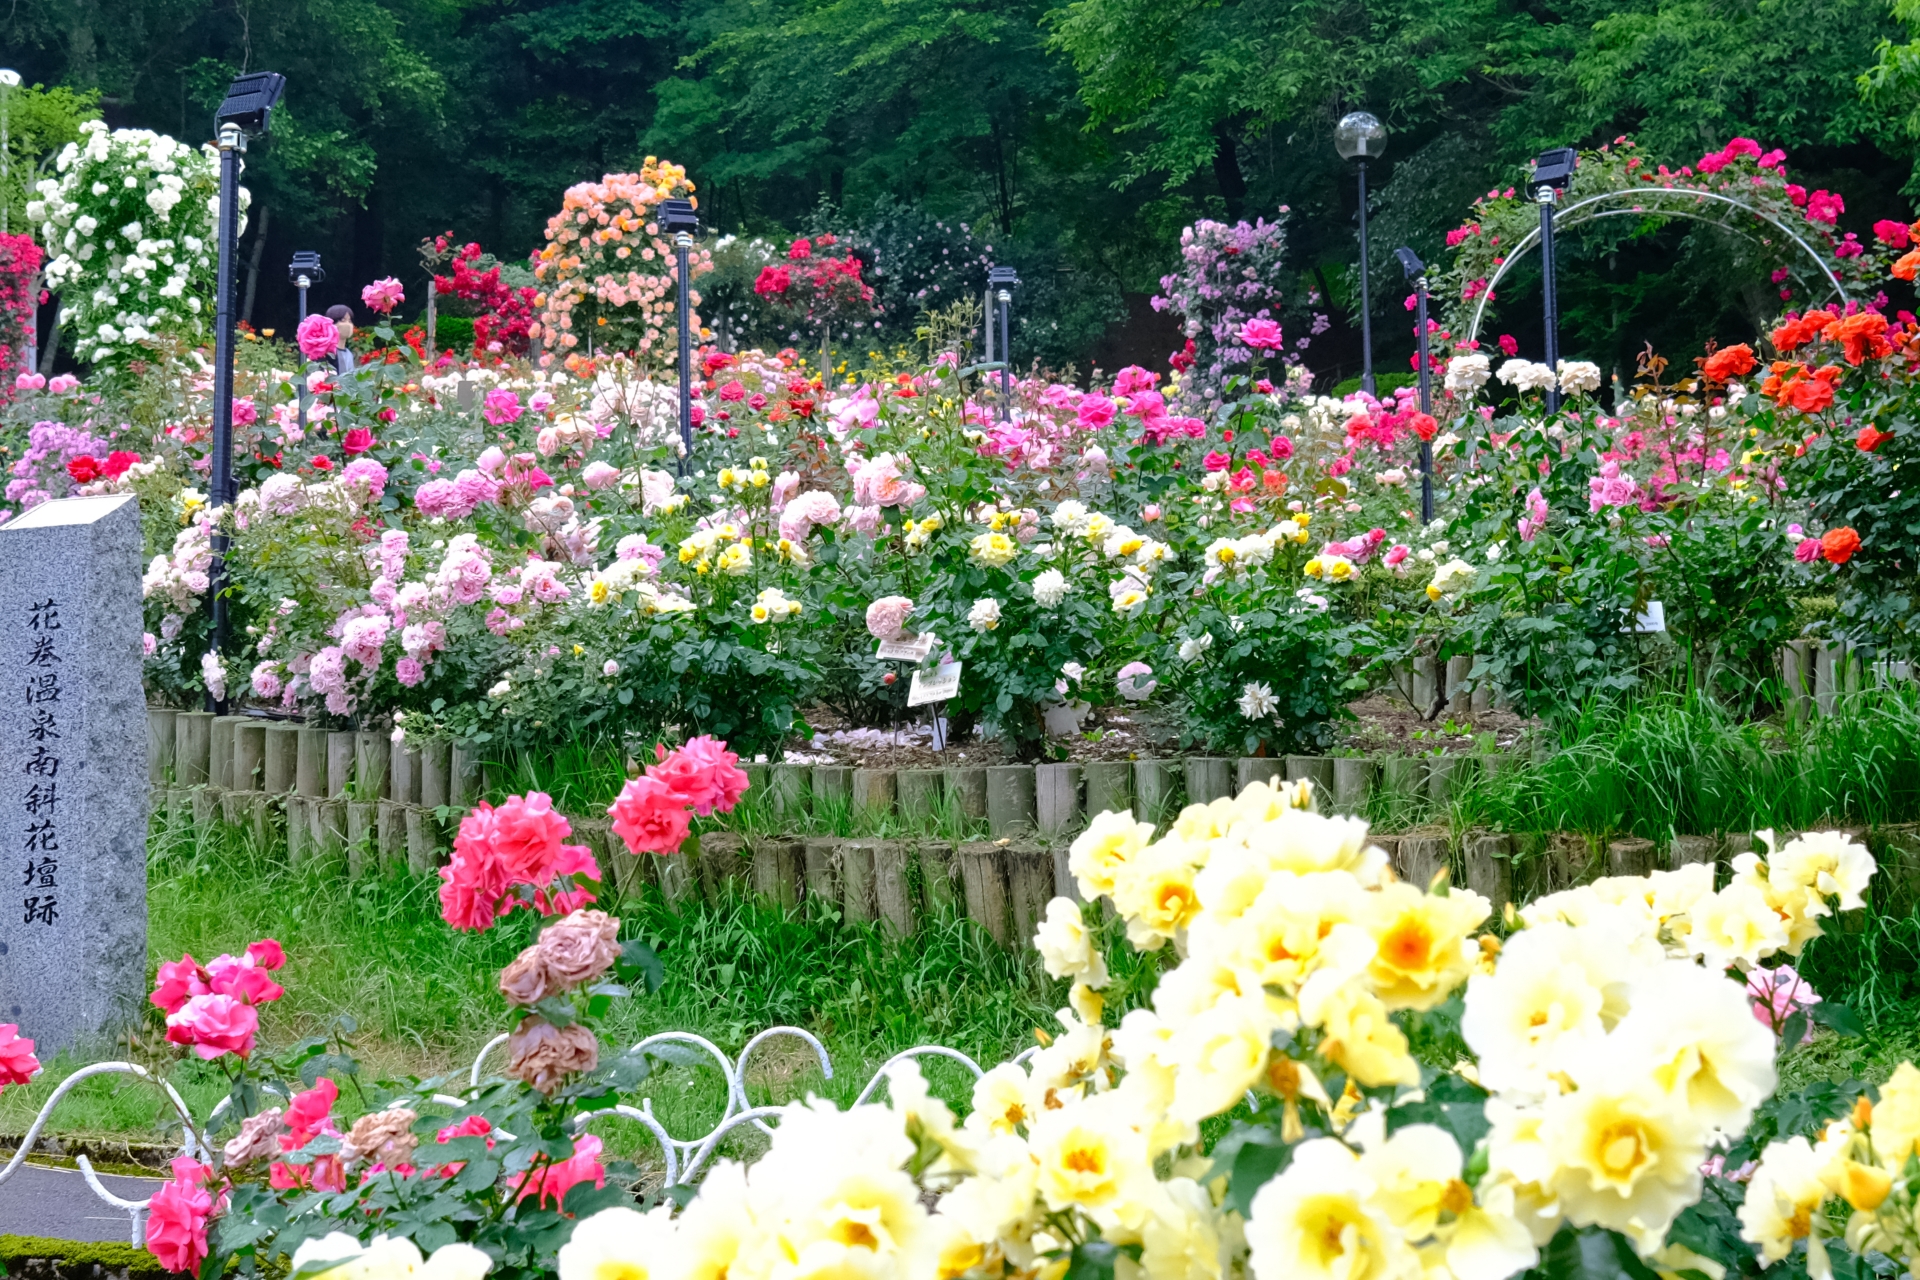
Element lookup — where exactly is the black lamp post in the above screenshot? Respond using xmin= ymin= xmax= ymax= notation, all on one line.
xmin=1396 ymin=247 xmax=1435 ymax=525
xmin=1334 ymin=111 xmax=1388 ymax=397
xmin=660 ymin=197 xmax=699 ymax=468
xmin=1528 ymin=147 xmax=1578 ymax=414
xmin=289 ymin=250 xmax=323 ymax=436
xmin=206 ymin=71 xmax=285 ymax=712
xmin=988 ymin=264 xmax=1019 ymax=421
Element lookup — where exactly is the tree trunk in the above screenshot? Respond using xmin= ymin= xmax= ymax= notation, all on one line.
xmin=241 ymin=205 xmax=271 ymax=326
xmin=37 ymin=297 xmax=60 ymax=375
xmin=1212 ymin=128 xmax=1247 ymax=220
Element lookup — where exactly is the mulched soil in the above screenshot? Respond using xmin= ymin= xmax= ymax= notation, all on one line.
xmin=778 ymin=694 xmax=1540 ymax=768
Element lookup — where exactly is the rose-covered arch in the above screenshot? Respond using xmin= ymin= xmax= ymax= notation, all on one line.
xmin=1433 ymin=137 xmax=1911 ymax=350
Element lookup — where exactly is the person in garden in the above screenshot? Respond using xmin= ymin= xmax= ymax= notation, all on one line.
xmin=325 ymin=304 xmax=356 ymax=374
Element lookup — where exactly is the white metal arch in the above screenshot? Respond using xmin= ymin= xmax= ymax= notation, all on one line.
xmin=1466 ymin=187 xmax=1852 ymax=343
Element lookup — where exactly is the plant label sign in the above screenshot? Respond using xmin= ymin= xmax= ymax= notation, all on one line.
xmin=908 ymin=660 xmax=962 ymax=707
xmin=1633 ymin=601 xmax=1667 ymax=633
xmin=876 ymin=631 xmax=937 ymax=662
xmin=0 ymin=495 xmax=149 ymax=1054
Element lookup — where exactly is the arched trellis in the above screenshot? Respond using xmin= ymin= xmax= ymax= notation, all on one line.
xmin=1465 ymin=187 xmax=1852 ymax=344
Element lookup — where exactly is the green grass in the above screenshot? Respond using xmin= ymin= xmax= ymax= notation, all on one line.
xmin=3 ymin=812 xmax=1169 ymax=1160
xmin=1449 ymin=684 xmax=1920 ymax=839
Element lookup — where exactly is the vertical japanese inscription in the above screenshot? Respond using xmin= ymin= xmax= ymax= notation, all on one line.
xmin=20 ymin=598 xmax=61 ymax=928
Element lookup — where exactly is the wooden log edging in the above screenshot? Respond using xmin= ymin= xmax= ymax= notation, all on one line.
xmin=144 ymin=707 xmax=1920 ymax=948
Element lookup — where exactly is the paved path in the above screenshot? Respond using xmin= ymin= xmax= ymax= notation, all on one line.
xmin=0 ymin=1161 xmax=161 ymax=1243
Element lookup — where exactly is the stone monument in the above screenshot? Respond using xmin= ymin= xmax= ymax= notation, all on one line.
xmin=0 ymin=494 xmax=148 ymax=1053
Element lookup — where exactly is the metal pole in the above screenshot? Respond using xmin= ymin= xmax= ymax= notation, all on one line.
xmin=1539 ymin=188 xmax=1560 ymax=415
xmin=1415 ymin=274 xmax=1433 ymax=525
xmin=675 ymin=231 xmax=693 ymax=467
xmin=1358 ymin=159 xmax=1374 ymax=397
xmin=997 ymin=288 xmax=1012 ymax=421
xmin=206 ymin=124 xmax=243 ymax=713
xmin=295 ymin=274 xmax=310 ymax=435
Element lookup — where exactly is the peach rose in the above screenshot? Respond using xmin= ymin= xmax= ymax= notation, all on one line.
xmin=342 ymin=1107 xmax=420 ymax=1167
xmin=535 ymin=910 xmax=621 ymax=989
xmin=507 ymin=1017 xmax=599 ymax=1094
xmin=499 ymin=947 xmax=557 ymax=1007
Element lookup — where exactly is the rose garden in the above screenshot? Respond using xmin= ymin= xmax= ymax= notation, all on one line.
xmin=4 ymin=30 xmax=1920 ymax=1280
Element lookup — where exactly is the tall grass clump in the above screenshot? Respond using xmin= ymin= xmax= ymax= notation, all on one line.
xmin=1458 ymin=683 xmax=1920 ymax=838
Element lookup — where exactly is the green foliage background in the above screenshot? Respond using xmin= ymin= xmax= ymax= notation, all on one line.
xmin=11 ymin=0 xmax=1920 ymax=375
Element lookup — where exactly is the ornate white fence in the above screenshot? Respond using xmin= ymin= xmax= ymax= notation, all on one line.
xmin=0 ymin=1030 xmax=986 ymax=1248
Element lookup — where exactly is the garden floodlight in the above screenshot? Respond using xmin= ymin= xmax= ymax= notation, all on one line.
xmin=1527 ymin=147 xmax=1579 ymax=198
xmin=661 ymin=199 xmax=699 ymax=467
xmin=660 ymin=198 xmax=699 ymax=235
xmin=1529 ymin=148 xmax=1578 ymax=412
xmin=206 ymin=70 xmax=286 ymax=710
xmin=988 ymin=266 xmax=1020 ymax=421
xmin=288 ymin=250 xmax=324 ymax=289
xmin=215 ymin=72 xmax=286 ymax=137
xmin=1398 ymin=246 xmax=1435 ymax=525
xmin=1335 ymin=113 xmax=1388 ymax=395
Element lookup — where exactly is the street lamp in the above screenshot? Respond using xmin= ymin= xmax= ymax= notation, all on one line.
xmin=1396 ymin=247 xmax=1434 ymax=525
xmin=1335 ymin=111 xmax=1388 ymax=397
xmin=1528 ymin=146 xmax=1578 ymax=413
xmin=988 ymin=264 xmax=1019 ymax=420
xmin=660 ymin=197 xmax=699 ymax=469
xmin=289 ymin=251 xmax=323 ymax=435
xmin=206 ymin=70 xmax=285 ymax=712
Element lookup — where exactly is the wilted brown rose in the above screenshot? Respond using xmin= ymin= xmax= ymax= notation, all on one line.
xmin=498 ymin=946 xmax=556 ymax=1006
xmin=221 ymin=1106 xmax=287 ymax=1169
xmin=342 ymin=1106 xmax=420 ymax=1167
xmin=534 ymin=909 xmax=621 ymax=989
xmin=507 ymin=1016 xmax=599 ymax=1094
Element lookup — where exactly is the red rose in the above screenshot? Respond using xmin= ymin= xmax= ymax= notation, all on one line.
xmin=1857 ymin=426 xmax=1893 ymax=452
xmin=104 ymin=450 xmax=142 ymax=478
xmin=310 ymin=455 xmax=334 ymax=471
xmin=66 ymin=455 xmax=103 ymax=484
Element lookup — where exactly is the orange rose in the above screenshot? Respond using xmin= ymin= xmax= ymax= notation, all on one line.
xmin=1821 ymin=527 xmax=1861 ymax=564
xmin=1702 ymin=343 xmax=1757 ymax=381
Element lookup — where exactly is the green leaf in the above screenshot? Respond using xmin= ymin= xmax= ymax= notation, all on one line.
xmin=1809 ymin=1002 xmax=1865 ymax=1037
xmin=1535 ymin=1225 xmax=1660 ymax=1280
xmin=619 ymin=939 xmax=665 ymax=993
xmin=532 ymin=995 xmax=578 ymax=1027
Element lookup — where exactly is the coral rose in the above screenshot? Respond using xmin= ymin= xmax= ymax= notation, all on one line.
xmin=608 ymin=775 xmax=691 ymax=856
xmin=512 ymin=1134 xmax=607 ymax=1209
xmin=1857 ymin=425 xmax=1893 ymax=452
xmin=507 ymin=1017 xmax=599 ymax=1093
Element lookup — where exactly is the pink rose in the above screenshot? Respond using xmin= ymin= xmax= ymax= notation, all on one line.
xmin=296 ymin=313 xmax=340 ymax=361
xmin=1075 ymin=395 xmax=1116 ymax=430
xmin=0 ymin=1024 xmax=41 ymax=1089
xmin=150 ymin=954 xmax=208 ymax=1015
xmin=535 ymin=909 xmax=621 ymax=988
xmin=145 ymin=1158 xmax=216 ymax=1274
xmin=1236 ymin=317 xmax=1285 ymax=351
xmin=865 ymin=595 xmax=915 ymax=642
xmin=647 ymin=736 xmax=748 ymax=816
xmin=507 ymin=1017 xmax=599 ymax=1094
xmin=1793 ymin=537 xmax=1823 ymax=563
xmin=582 ymin=461 xmax=620 ymax=490
xmin=165 ymin=993 xmax=260 ymax=1060
xmin=483 ymin=388 xmax=524 ymax=425
xmin=512 ymin=1133 xmax=607 ymax=1209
